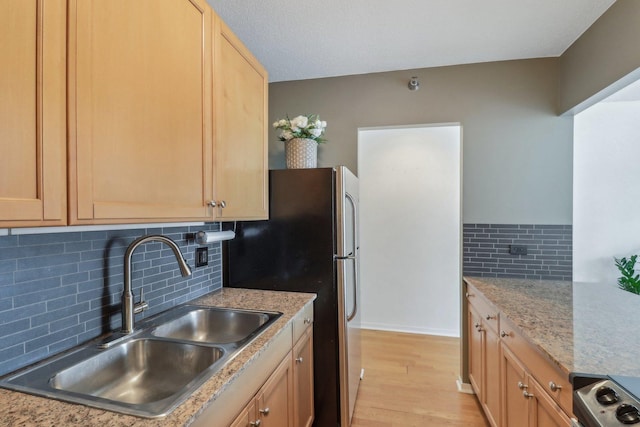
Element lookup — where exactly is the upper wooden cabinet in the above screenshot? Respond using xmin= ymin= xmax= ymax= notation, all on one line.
xmin=67 ymin=0 xmax=214 ymax=224
xmin=0 ymin=0 xmax=67 ymax=227
xmin=213 ymin=17 xmax=269 ymax=221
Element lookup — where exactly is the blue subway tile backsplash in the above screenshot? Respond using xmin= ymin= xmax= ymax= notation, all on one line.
xmin=463 ymin=224 xmax=572 ymax=281
xmin=0 ymin=223 xmax=222 ymax=376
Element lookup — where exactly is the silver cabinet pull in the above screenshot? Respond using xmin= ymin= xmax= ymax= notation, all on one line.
xmin=465 ymin=292 xmax=473 ymax=298
xmin=207 ymin=200 xmax=227 ymax=208
xmin=259 ymin=407 xmax=270 ymax=415
xmin=523 ymin=391 xmax=535 ymax=399
xmin=518 ymin=382 xmax=528 ymax=390
xmin=250 ymin=421 xmax=261 ymax=427
xmin=296 ymin=357 xmax=304 ymax=364
xmin=500 ymin=330 xmax=509 ymax=338
xmin=304 ymin=317 xmax=312 ymax=325
xmin=549 ymin=381 xmax=563 ymax=392
xmin=486 ymin=314 xmax=496 ymax=320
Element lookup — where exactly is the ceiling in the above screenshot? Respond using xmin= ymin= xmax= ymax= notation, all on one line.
xmin=206 ymin=0 xmax=616 ymax=83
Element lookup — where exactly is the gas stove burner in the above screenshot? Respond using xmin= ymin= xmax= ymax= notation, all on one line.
xmin=597 ymin=386 xmax=620 ymax=405
xmin=617 ymin=404 xmax=640 ymax=424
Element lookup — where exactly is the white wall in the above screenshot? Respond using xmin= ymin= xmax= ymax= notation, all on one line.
xmin=573 ymin=100 xmax=640 ymax=283
xmin=358 ymin=124 xmax=461 ymax=336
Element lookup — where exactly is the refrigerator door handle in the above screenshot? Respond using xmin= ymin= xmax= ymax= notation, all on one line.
xmin=346 ymin=262 xmax=358 ymax=321
xmin=345 ymin=191 xmax=359 ymax=322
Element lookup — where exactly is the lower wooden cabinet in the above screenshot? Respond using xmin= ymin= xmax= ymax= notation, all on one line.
xmin=293 ymin=328 xmax=314 ymax=427
xmin=192 ymin=303 xmax=314 ymax=427
xmin=501 ymin=344 xmax=530 ymax=427
xmin=466 ymin=282 xmax=573 ymax=427
xmin=501 ymin=345 xmax=571 ymax=427
xmin=527 ymin=377 xmax=572 ymax=427
xmin=231 ymin=351 xmax=295 ymax=427
xmin=467 ymin=290 xmax=500 ymax=427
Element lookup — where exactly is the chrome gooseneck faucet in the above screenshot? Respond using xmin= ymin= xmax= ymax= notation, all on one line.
xmin=122 ymin=234 xmax=192 ymax=334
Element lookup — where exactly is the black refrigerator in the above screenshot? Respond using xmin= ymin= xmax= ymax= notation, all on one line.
xmin=224 ymin=166 xmax=362 ymax=427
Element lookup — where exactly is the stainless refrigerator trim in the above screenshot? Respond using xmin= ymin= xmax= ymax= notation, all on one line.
xmin=335 ymin=166 xmax=362 ymax=426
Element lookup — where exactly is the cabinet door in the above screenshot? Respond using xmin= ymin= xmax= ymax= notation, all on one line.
xmin=0 ymin=0 xmax=66 ymax=227
xmin=293 ymin=329 xmax=314 ymax=427
xmin=483 ymin=325 xmax=500 ymax=427
xmin=68 ymin=0 xmax=214 ymax=224
xmin=257 ymin=351 xmax=294 ymax=427
xmin=501 ymin=344 xmax=528 ymax=427
xmin=468 ymin=304 xmax=483 ymax=397
xmin=527 ymin=378 xmax=572 ymax=427
xmin=230 ymin=400 xmax=258 ymax=427
xmin=213 ymin=17 xmax=268 ymax=221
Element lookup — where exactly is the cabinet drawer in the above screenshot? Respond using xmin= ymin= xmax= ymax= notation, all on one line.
xmin=293 ymin=302 xmax=314 ymax=344
xmin=466 ymin=283 xmax=499 ymax=333
xmin=499 ymin=316 xmax=572 ymax=416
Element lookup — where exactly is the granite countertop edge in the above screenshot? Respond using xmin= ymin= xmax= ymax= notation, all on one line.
xmin=0 ymin=287 xmax=316 ymax=427
xmin=463 ymin=276 xmax=575 ymax=376
xmin=464 ymin=275 xmax=640 ymax=379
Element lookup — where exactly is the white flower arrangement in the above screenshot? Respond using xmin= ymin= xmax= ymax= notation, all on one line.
xmin=273 ymin=114 xmax=327 ymax=143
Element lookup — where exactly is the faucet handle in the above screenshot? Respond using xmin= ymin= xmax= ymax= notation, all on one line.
xmin=134 ymin=287 xmax=149 ymax=314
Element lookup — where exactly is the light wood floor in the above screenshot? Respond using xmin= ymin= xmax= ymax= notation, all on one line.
xmin=351 ymin=329 xmax=489 ymax=427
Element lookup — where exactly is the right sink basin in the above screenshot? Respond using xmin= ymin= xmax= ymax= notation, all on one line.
xmin=151 ymin=306 xmax=280 ymax=345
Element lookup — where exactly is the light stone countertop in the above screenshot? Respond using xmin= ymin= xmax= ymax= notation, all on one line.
xmin=464 ymin=276 xmax=640 ymax=378
xmin=0 ymin=288 xmax=316 ymax=427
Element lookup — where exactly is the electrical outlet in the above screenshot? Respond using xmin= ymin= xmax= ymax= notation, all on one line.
xmin=195 ymin=247 xmax=208 ymax=267
xmin=509 ymin=245 xmax=528 ymax=256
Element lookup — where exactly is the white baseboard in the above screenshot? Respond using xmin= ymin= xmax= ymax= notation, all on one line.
xmin=360 ymin=322 xmax=460 ymax=338
xmin=457 ymin=377 xmax=475 ymax=394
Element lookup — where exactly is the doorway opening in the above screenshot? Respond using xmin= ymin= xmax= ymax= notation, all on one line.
xmin=357 ymin=124 xmax=462 ymax=337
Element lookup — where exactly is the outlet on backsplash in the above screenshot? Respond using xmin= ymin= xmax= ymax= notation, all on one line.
xmin=196 ymin=247 xmax=209 ymax=267
xmin=509 ymin=244 xmax=528 ymax=255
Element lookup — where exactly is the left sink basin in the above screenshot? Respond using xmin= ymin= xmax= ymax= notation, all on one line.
xmin=51 ymin=339 xmax=224 ymax=405
xmin=1 ymin=337 xmax=226 ymax=418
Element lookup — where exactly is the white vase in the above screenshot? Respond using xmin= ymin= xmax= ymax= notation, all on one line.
xmin=285 ymin=138 xmax=318 ymax=169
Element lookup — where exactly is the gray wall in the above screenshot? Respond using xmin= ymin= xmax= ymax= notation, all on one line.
xmin=269 ymin=58 xmax=573 ymax=225
xmin=559 ymin=0 xmax=640 ymax=114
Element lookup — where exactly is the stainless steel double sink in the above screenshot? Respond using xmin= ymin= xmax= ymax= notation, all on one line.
xmin=0 ymin=305 xmax=282 ymax=418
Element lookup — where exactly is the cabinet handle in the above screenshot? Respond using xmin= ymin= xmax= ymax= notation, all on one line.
xmin=500 ymin=330 xmax=509 ymax=338
xmin=549 ymin=381 xmax=563 ymax=392
xmin=523 ymin=391 xmax=535 ymax=399
xmin=208 ymin=200 xmax=227 ymax=209
xmin=474 ymin=322 xmax=481 ymax=329
xmin=259 ymin=407 xmax=270 ymax=416
xmin=518 ymin=381 xmax=528 ymax=390
xmin=296 ymin=357 xmax=304 ymax=364
xmin=486 ymin=314 xmax=496 ymax=320
xmin=304 ymin=317 xmax=313 ymax=324
xmin=465 ymin=292 xmax=473 ymax=298
xmin=250 ymin=421 xmax=261 ymax=427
